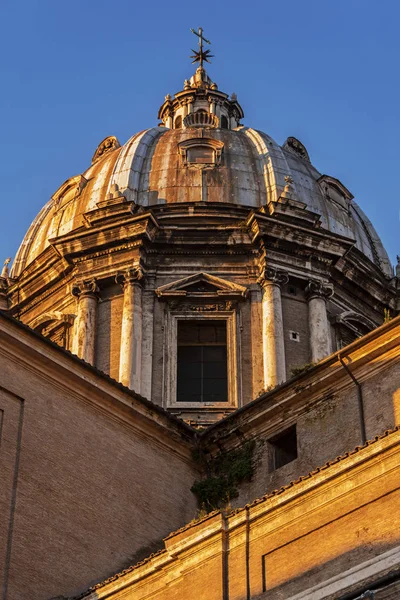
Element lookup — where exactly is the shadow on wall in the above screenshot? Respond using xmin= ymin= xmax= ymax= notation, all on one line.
xmin=258 ymin=539 xmax=400 ymax=600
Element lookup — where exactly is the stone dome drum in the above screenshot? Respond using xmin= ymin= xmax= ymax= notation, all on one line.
xmin=12 ymin=123 xmax=391 ymax=277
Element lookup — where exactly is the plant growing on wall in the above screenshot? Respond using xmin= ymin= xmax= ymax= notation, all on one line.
xmin=191 ymin=440 xmax=256 ymax=512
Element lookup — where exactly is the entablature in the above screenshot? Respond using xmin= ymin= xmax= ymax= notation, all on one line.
xmin=50 ymin=212 xmax=159 ymax=260
xmin=246 ymin=212 xmax=354 ymax=259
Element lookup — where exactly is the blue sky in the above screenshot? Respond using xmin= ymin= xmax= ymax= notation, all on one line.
xmin=0 ymin=0 xmax=399 ymax=268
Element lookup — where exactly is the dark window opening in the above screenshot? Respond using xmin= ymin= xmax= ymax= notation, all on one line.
xmin=177 ymin=320 xmax=228 ymax=403
xmin=270 ymin=426 xmax=297 ymax=470
xmin=336 ymin=321 xmax=370 ymax=350
xmin=221 ymin=115 xmax=228 ymax=129
xmin=187 ymin=146 xmax=214 ymax=164
xmin=288 ymin=285 xmax=297 ymax=295
xmin=175 ymin=115 xmax=182 ymax=129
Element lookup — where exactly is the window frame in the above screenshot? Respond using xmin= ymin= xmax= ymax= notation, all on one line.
xmin=164 ymin=310 xmax=238 ymax=410
xmin=178 ymin=137 xmax=224 ymax=168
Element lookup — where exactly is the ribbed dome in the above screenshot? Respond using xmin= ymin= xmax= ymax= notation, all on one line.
xmin=12 ymin=125 xmax=392 ymax=278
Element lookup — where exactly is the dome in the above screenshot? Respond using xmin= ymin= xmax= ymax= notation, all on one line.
xmin=4 ymin=38 xmax=397 ymax=427
xmin=12 ymin=123 xmax=392 ymax=278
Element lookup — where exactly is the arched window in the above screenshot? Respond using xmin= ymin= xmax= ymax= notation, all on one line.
xmin=334 ymin=311 xmax=375 ymax=349
xmin=221 ymin=115 xmax=228 ymax=129
xmin=196 ymin=109 xmax=207 ymax=113
xmin=175 ymin=115 xmax=182 ymax=129
xmin=30 ymin=313 xmax=75 ymax=348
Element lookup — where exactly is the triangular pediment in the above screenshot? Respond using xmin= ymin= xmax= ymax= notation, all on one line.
xmin=155 ymin=273 xmax=248 ymax=299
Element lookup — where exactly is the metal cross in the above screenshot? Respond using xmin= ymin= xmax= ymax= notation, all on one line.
xmin=190 ymin=27 xmax=213 ymax=68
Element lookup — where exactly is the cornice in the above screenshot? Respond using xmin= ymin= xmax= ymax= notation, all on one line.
xmin=246 ymin=212 xmax=354 ymax=258
xmin=50 ymin=212 xmax=159 ymax=259
xmin=9 ymin=271 xmax=76 ymax=316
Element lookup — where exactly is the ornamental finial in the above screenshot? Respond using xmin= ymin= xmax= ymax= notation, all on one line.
xmin=1 ymin=257 xmax=11 ymax=278
xmin=190 ymin=27 xmax=214 ymax=68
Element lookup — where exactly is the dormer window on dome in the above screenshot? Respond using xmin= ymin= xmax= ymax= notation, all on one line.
xmin=178 ymin=138 xmax=224 ymax=167
xmin=317 ymin=175 xmax=354 ymax=211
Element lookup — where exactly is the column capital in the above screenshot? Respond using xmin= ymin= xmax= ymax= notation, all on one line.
xmin=115 ymin=267 xmax=144 ymax=290
xmin=72 ymin=278 xmax=100 ymax=300
xmin=258 ymin=267 xmax=289 ymax=289
xmin=305 ymin=279 xmax=334 ymax=301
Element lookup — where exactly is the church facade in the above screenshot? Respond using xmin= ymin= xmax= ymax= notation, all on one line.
xmin=0 ymin=32 xmax=399 ymax=600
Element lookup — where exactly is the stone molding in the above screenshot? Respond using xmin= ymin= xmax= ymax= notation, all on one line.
xmin=72 ymin=279 xmax=100 ymax=300
xmin=155 ymin=272 xmax=248 ymax=302
xmin=30 ymin=311 xmax=75 ymax=331
xmin=305 ymin=279 xmax=334 ymax=301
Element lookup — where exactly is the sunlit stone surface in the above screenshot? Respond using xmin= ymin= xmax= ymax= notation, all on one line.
xmin=1 ymin=42 xmax=400 ymax=600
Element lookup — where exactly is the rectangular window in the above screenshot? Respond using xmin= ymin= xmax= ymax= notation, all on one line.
xmin=177 ymin=320 xmax=228 ymax=403
xmin=187 ymin=146 xmax=214 ymax=164
xmin=270 ymin=426 xmax=298 ymax=470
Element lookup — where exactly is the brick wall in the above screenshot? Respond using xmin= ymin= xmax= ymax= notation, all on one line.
xmin=0 ymin=316 xmax=198 ymax=600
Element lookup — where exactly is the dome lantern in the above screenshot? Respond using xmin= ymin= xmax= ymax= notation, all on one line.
xmin=157 ymin=27 xmax=244 ymax=130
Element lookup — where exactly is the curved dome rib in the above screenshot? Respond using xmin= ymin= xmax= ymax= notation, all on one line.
xmin=11 ymin=125 xmax=392 ymax=278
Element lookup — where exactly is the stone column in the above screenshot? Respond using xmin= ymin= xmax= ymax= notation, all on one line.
xmin=117 ymin=268 xmax=144 ymax=393
xmin=306 ymin=280 xmax=334 ymax=363
xmin=259 ymin=268 xmax=289 ymax=389
xmin=72 ymin=279 xmax=99 ymax=364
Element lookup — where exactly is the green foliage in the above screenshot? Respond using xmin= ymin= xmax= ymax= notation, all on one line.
xmin=290 ymin=362 xmax=316 ymax=377
xmin=191 ymin=441 xmax=256 ymax=513
xmin=384 ymin=308 xmax=392 ymax=323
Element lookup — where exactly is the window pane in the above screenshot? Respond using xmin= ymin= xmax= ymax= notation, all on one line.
xmin=187 ymin=146 xmax=214 ymax=164
xmin=203 ymin=346 xmax=226 ymax=363
xmin=177 ymin=321 xmax=228 ymax=403
xmin=203 ymin=378 xmax=227 ymax=398
xmin=203 ymin=361 xmax=226 ymax=379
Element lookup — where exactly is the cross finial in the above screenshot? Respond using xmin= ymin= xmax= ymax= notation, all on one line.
xmin=190 ymin=27 xmax=214 ymax=68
